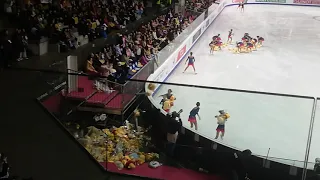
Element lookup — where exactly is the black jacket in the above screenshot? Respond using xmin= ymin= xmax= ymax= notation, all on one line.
xmin=0 ymin=162 xmax=9 ymax=178
xmin=167 ymin=117 xmax=182 ymax=134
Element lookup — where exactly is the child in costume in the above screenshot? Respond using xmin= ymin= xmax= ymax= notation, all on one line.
xmin=188 ymin=102 xmax=201 ymax=130
xmin=215 ymin=110 xmax=230 ymax=140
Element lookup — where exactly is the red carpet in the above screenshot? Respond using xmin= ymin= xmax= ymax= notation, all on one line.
xmin=41 ymin=92 xmax=62 ymax=113
xmin=65 ymin=76 xmax=134 ymax=109
xmin=100 ymin=162 xmax=225 ymax=180
xmin=66 ymin=76 xmax=97 ymax=99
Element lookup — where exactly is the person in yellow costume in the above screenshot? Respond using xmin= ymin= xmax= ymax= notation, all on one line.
xmin=73 ymin=15 xmax=79 ymax=25
xmin=215 ymin=110 xmax=230 ymax=140
xmin=162 ymin=97 xmax=171 ymax=113
xmin=169 ymin=95 xmax=176 ymax=106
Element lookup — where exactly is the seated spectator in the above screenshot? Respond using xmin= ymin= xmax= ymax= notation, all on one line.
xmin=58 ymin=28 xmax=77 ymax=49
xmin=83 ymin=7 xmax=199 ymax=84
xmin=186 ymin=0 xmax=214 ymax=13
xmin=86 ymin=58 xmax=99 ymax=76
xmin=11 ymin=0 xmax=144 ymax=45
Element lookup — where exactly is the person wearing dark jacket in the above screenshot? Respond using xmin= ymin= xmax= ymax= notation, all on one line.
xmin=0 ymin=155 xmax=9 ymax=179
xmin=1 ymin=30 xmax=13 ymax=68
xmin=166 ymin=111 xmax=182 ymax=157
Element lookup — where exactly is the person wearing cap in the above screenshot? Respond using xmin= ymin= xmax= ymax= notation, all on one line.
xmin=215 ymin=110 xmax=230 ymax=140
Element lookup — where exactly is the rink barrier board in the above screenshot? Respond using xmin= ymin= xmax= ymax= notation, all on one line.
xmin=145 ymin=1 xmax=319 ymax=170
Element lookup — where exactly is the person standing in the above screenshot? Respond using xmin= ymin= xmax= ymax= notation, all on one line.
xmin=183 ymin=52 xmax=196 ymax=74
xmin=1 ymin=30 xmax=13 ymax=68
xmin=188 ymin=102 xmax=201 ymax=130
xmin=215 ymin=110 xmax=230 ymax=140
xmin=166 ymin=111 xmax=182 ymax=157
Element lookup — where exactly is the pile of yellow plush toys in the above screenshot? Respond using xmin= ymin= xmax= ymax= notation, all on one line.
xmin=77 ymin=122 xmax=159 ymax=170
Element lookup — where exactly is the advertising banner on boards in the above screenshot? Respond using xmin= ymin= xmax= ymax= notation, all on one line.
xmin=293 ymin=0 xmax=320 ymax=4
xmin=256 ymin=0 xmax=286 ymax=2
xmin=204 ymin=9 xmax=209 ymax=20
xmin=192 ymin=29 xmax=202 ymax=44
xmin=177 ymin=45 xmax=187 ymax=62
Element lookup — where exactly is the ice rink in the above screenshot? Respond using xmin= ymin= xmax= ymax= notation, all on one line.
xmin=153 ymin=5 xmax=320 ymax=168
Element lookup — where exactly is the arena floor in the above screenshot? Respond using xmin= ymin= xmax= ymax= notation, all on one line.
xmin=154 ymin=5 xmax=320 ymax=169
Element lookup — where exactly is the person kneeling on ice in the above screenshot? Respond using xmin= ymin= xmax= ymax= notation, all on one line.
xmin=236 ymin=42 xmax=245 ymax=52
xmin=209 ymin=40 xmax=215 ymax=54
xmin=212 ymin=34 xmax=220 ymax=41
xmin=247 ymin=42 xmax=254 ymax=52
xmin=257 ymin=36 xmax=264 ymax=45
xmin=188 ymin=102 xmax=201 ymax=130
xmin=215 ymin=110 xmax=230 ymax=140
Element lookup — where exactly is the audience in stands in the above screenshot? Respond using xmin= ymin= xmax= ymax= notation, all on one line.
xmin=12 ymin=0 xmax=144 ymax=48
xmin=186 ymin=0 xmax=214 ymax=13
xmin=85 ymin=9 xmax=195 ymax=86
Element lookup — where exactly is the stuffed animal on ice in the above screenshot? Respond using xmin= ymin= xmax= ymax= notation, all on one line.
xmin=216 ymin=110 xmax=230 ymax=125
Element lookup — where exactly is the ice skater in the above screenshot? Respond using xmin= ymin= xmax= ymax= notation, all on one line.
xmin=188 ymin=102 xmax=201 ymax=131
xmin=183 ymin=52 xmax=196 ymax=74
xmin=257 ymin=36 xmax=265 ymax=46
xmin=215 ymin=110 xmax=230 ymax=140
xmin=227 ymin=29 xmax=234 ymax=43
xmin=238 ymin=1 xmax=244 ymax=12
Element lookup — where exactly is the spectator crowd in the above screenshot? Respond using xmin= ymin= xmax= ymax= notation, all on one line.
xmin=1 ymin=0 xmax=210 ymax=84
xmin=1 ymin=0 xmax=145 ymax=68
xmin=85 ymin=9 xmax=196 ymax=87
xmin=186 ymin=0 xmax=215 ymax=13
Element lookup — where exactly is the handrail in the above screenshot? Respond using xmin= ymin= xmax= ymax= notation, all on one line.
xmin=136 ymin=79 xmax=314 ymax=99
xmin=7 ymin=66 xmax=315 ymax=99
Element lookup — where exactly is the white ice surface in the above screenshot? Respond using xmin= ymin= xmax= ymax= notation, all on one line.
xmin=153 ymin=5 xmax=320 ymax=169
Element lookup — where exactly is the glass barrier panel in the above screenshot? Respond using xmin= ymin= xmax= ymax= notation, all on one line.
xmin=150 ymin=82 xmax=313 ymax=174
xmin=38 ymin=72 xmax=108 ymax=170
xmin=122 ymin=60 xmax=155 ymax=108
xmin=306 ymin=99 xmax=320 ymax=179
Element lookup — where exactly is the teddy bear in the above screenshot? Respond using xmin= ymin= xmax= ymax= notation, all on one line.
xmin=121 ymin=155 xmax=136 ymax=169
